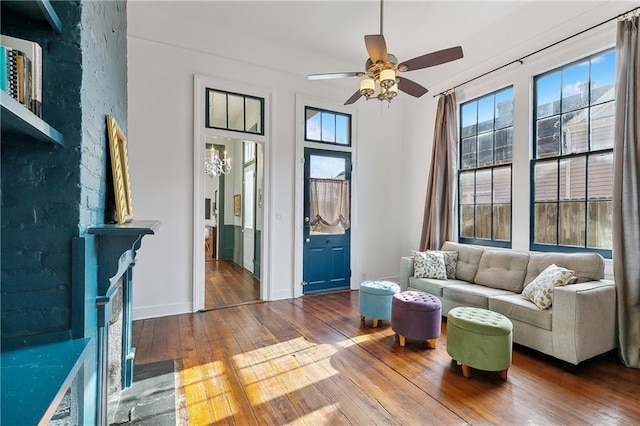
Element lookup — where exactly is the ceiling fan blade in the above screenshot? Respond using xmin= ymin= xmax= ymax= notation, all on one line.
xmin=344 ymin=90 xmax=363 ymax=105
xmin=308 ymin=71 xmax=364 ymax=80
xmin=396 ymin=76 xmax=428 ymax=98
xmin=398 ymin=46 xmax=464 ymax=72
xmin=364 ymin=34 xmax=388 ymax=64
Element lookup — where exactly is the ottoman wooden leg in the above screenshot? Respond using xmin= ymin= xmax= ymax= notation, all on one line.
xmin=499 ymin=369 xmax=508 ymax=381
xmin=398 ymin=335 xmax=406 ymax=347
xmin=426 ymin=338 xmax=437 ymax=349
xmin=461 ymin=364 xmax=472 ymax=378
xmin=360 ymin=315 xmax=365 ymax=325
xmin=372 ymin=319 xmax=379 ymax=327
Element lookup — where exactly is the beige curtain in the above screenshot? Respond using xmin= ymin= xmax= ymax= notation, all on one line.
xmin=310 ymin=178 xmax=350 ymax=230
xmin=420 ymin=92 xmax=458 ymax=251
xmin=613 ymin=14 xmax=640 ymax=368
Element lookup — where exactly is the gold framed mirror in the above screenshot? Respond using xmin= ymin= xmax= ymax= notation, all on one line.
xmin=107 ymin=115 xmax=133 ymax=224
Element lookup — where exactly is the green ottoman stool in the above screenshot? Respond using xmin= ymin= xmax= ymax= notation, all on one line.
xmin=358 ymin=281 xmax=400 ymax=327
xmin=446 ymin=307 xmax=513 ymax=380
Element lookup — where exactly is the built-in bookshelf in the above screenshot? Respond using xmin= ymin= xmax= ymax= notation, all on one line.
xmin=0 ymin=0 xmax=63 ymax=146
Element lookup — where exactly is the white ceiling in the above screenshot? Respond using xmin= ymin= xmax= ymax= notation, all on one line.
xmin=132 ymin=1 xmax=637 ymax=95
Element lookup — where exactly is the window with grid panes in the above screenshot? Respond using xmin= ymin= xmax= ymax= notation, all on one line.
xmin=531 ymin=49 xmax=614 ymax=257
xmin=458 ymin=87 xmax=513 ymax=247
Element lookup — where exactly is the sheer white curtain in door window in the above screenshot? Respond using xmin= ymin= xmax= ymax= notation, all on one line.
xmin=309 ymin=179 xmax=350 ymax=231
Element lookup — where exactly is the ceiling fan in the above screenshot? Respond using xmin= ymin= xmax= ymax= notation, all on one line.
xmin=308 ymin=0 xmax=464 ymax=105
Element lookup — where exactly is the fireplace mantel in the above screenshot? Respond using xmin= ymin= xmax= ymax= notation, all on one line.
xmin=86 ymin=219 xmax=161 ymax=425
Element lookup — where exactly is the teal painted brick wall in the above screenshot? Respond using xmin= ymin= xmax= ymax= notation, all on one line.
xmin=1 ymin=1 xmax=127 ymax=346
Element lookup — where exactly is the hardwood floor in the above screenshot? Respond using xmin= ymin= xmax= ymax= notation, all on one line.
xmin=204 ymin=259 xmax=260 ymax=310
xmin=133 ymin=290 xmax=640 ymax=425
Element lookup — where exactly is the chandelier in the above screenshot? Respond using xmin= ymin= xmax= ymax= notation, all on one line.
xmin=205 ymin=149 xmax=231 ymax=177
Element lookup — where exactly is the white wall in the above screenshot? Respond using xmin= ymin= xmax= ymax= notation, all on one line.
xmin=400 ymin=22 xmax=618 ymax=277
xmin=127 ymin=4 xmax=407 ymax=319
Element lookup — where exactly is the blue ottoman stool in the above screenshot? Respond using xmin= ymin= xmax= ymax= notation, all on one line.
xmin=359 ymin=281 xmax=400 ymax=327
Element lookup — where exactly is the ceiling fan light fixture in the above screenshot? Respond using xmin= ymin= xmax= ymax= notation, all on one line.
xmin=385 ymin=83 xmax=398 ymax=100
xmin=359 ymin=78 xmax=375 ymax=98
xmin=379 ymin=69 xmax=395 ymax=89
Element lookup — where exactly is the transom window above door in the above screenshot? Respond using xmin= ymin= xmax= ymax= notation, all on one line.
xmin=206 ymin=88 xmax=264 ymax=135
xmin=305 ymin=106 xmax=351 ymax=146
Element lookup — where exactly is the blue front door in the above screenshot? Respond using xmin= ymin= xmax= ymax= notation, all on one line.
xmin=303 ymin=148 xmax=351 ymax=294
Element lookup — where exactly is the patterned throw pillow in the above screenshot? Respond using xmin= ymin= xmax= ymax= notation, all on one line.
xmin=522 ymin=264 xmax=575 ymax=310
xmin=412 ymin=250 xmax=447 ymax=280
xmin=431 ymin=250 xmax=458 ymax=279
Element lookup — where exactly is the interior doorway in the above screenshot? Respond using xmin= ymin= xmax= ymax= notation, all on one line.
xmin=203 ymin=136 xmax=263 ymax=310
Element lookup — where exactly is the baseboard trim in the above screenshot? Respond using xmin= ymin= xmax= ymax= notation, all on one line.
xmin=133 ymin=302 xmax=192 ymax=320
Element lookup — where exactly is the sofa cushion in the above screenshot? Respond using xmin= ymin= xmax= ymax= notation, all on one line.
xmin=413 ymin=250 xmax=447 ymax=279
xmin=441 ymin=241 xmax=484 ymax=282
xmin=474 ymin=249 xmax=530 ymax=293
xmin=443 ymin=284 xmax=515 ymax=309
xmin=408 ymin=277 xmax=468 ymax=297
xmin=525 ymin=252 xmax=604 ymax=286
xmin=522 ymin=264 xmax=575 ymax=309
xmin=489 ymin=294 xmax=552 ymax=331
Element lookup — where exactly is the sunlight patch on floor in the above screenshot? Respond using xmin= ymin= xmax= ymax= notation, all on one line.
xmin=233 ymin=337 xmax=339 ymax=405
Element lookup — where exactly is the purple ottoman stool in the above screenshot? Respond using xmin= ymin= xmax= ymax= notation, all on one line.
xmin=391 ymin=291 xmax=442 ymax=348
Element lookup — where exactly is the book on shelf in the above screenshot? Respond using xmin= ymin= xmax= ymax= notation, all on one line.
xmin=1 ymin=34 xmax=42 ymax=117
xmin=0 ymin=46 xmax=7 ymax=93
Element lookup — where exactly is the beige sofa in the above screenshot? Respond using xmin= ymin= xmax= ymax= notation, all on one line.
xmin=400 ymin=241 xmax=617 ymax=365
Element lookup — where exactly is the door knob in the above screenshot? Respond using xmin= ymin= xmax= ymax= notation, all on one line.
xmin=304 ymin=217 xmax=310 ymax=223
xmin=305 ymin=238 xmax=310 ymax=243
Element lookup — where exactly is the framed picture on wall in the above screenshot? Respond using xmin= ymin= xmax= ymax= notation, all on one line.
xmin=234 ymin=194 xmax=241 ymax=216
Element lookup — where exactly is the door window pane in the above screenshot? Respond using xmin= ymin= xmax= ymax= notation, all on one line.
xmin=209 ymin=90 xmax=227 ymax=128
xmin=321 ymin=111 xmax=335 ymax=142
xmin=306 ymin=108 xmax=321 ymax=140
xmin=305 ymin=106 xmax=351 ymax=146
xmin=244 ymin=170 xmax=254 ymax=229
xmin=228 ymin=94 xmax=244 ymax=131
xmin=245 ymin=97 xmax=262 ymax=133
xmin=310 ymin=155 xmax=345 ymax=179
xmin=206 ymin=89 xmax=264 ymax=134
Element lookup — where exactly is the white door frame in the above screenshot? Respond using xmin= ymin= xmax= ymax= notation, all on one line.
xmin=294 ymin=93 xmax=358 ymax=298
xmin=193 ymin=74 xmax=272 ymax=311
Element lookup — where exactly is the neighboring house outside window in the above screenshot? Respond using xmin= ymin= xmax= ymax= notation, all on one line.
xmin=531 ymin=49 xmax=614 ymax=258
xmin=458 ymin=87 xmax=514 ymax=248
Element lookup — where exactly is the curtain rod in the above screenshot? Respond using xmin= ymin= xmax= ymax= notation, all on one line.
xmin=434 ymin=5 xmax=640 ymax=98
